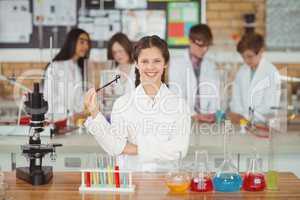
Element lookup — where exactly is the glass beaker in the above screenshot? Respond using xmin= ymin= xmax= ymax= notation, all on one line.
xmin=242 ymin=154 xmax=266 ymax=191
xmin=190 ymin=150 xmax=213 ymax=192
xmin=165 ymin=152 xmax=190 ymax=193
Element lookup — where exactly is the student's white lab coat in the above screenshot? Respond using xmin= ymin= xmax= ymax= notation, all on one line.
xmin=230 ymin=57 xmax=281 ymax=121
xmin=168 ymin=50 xmax=220 ymax=115
xmin=85 ymin=84 xmax=191 ymax=171
xmin=44 ymin=60 xmax=84 ymax=121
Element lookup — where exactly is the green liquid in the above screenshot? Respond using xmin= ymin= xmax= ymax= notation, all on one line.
xmin=267 ymin=170 xmax=278 ymax=190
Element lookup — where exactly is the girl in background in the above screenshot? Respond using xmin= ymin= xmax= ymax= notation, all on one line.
xmin=44 ymin=28 xmax=91 ymax=123
xmin=101 ymin=33 xmax=136 ymax=119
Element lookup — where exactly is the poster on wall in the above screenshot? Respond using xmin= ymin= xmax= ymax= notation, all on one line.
xmin=115 ymin=0 xmax=147 ymax=9
xmin=78 ymin=10 xmax=121 ymax=41
xmin=33 ymin=0 xmax=76 ymax=26
xmin=148 ymin=0 xmax=190 ymax=1
xmin=0 ymin=0 xmax=32 ymax=43
xmin=167 ymin=1 xmax=200 ymax=46
xmin=122 ymin=10 xmax=166 ymax=41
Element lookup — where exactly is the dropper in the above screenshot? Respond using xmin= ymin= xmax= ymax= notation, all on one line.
xmin=96 ymin=75 xmax=120 ymax=93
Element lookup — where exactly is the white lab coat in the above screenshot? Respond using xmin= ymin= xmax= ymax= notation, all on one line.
xmin=43 ymin=60 xmax=84 ymax=121
xmin=230 ymin=57 xmax=281 ymax=121
xmin=168 ymin=50 xmax=220 ymax=115
xmin=85 ymin=84 xmax=191 ymax=171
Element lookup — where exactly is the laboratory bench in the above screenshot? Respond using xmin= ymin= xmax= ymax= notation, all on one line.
xmin=2 ymin=171 xmax=300 ymax=200
xmin=1 ymin=124 xmax=300 ymax=176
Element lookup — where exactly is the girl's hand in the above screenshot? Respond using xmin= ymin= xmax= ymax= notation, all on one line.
xmin=84 ymin=88 xmax=100 ymax=118
xmin=122 ymin=143 xmax=138 ymax=155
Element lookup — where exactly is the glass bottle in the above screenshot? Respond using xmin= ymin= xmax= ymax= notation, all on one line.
xmin=190 ymin=150 xmax=213 ymax=192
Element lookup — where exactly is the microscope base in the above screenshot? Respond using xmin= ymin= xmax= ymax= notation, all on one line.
xmin=16 ymin=166 xmax=53 ymax=185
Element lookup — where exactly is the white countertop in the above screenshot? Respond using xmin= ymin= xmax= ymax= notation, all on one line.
xmin=1 ymin=124 xmax=299 ymax=155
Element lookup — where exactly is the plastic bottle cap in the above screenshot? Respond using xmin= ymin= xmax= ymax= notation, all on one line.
xmin=76 ymin=118 xmax=86 ymax=127
xmin=240 ymin=119 xmax=248 ymax=126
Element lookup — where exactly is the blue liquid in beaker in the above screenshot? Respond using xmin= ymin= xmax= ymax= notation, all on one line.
xmin=213 ymin=173 xmax=242 ymax=192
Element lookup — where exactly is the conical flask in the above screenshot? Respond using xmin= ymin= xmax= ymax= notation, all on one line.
xmin=165 ymin=152 xmax=190 ymax=193
xmin=191 ymin=150 xmax=213 ymax=192
xmin=243 ymin=151 xmax=266 ymax=191
xmin=213 ymin=120 xmax=242 ymax=192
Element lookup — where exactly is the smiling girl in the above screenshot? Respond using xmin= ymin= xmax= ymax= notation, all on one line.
xmin=84 ymin=35 xmax=191 ymax=171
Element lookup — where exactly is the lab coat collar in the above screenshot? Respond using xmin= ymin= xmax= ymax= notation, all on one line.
xmin=188 ymin=49 xmax=202 ymax=69
xmin=135 ymin=83 xmax=168 ymax=107
xmin=66 ymin=59 xmax=78 ymax=66
xmin=256 ymin=56 xmax=267 ymax=73
xmin=248 ymin=57 xmax=266 ymax=86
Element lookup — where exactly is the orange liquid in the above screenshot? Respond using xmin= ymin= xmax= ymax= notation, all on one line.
xmin=166 ymin=182 xmax=190 ymax=193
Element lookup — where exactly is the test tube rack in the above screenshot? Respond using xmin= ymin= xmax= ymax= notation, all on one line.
xmin=79 ymin=169 xmax=135 ymax=193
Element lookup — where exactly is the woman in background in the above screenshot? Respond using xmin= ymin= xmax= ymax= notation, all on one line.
xmin=43 ymin=28 xmax=91 ymax=123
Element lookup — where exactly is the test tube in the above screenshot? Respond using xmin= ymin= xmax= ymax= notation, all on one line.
xmin=107 ymin=156 xmax=113 ymax=185
xmin=93 ymin=154 xmax=99 ymax=186
xmin=97 ymin=154 xmax=103 ymax=186
xmin=122 ymin=172 xmax=128 ymax=187
xmin=114 ymin=157 xmax=120 ymax=188
xmin=110 ymin=156 xmax=116 ymax=185
xmin=81 ymin=170 xmax=85 ymax=187
xmin=84 ymin=155 xmax=91 ymax=187
xmin=89 ymin=155 xmax=92 ymax=186
xmin=92 ymin=154 xmax=97 ymax=186
xmin=102 ymin=155 xmax=107 ymax=185
xmin=129 ymin=171 xmax=132 ymax=188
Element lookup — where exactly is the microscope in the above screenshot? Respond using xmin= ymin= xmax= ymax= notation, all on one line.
xmin=16 ymin=83 xmax=62 ymax=185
